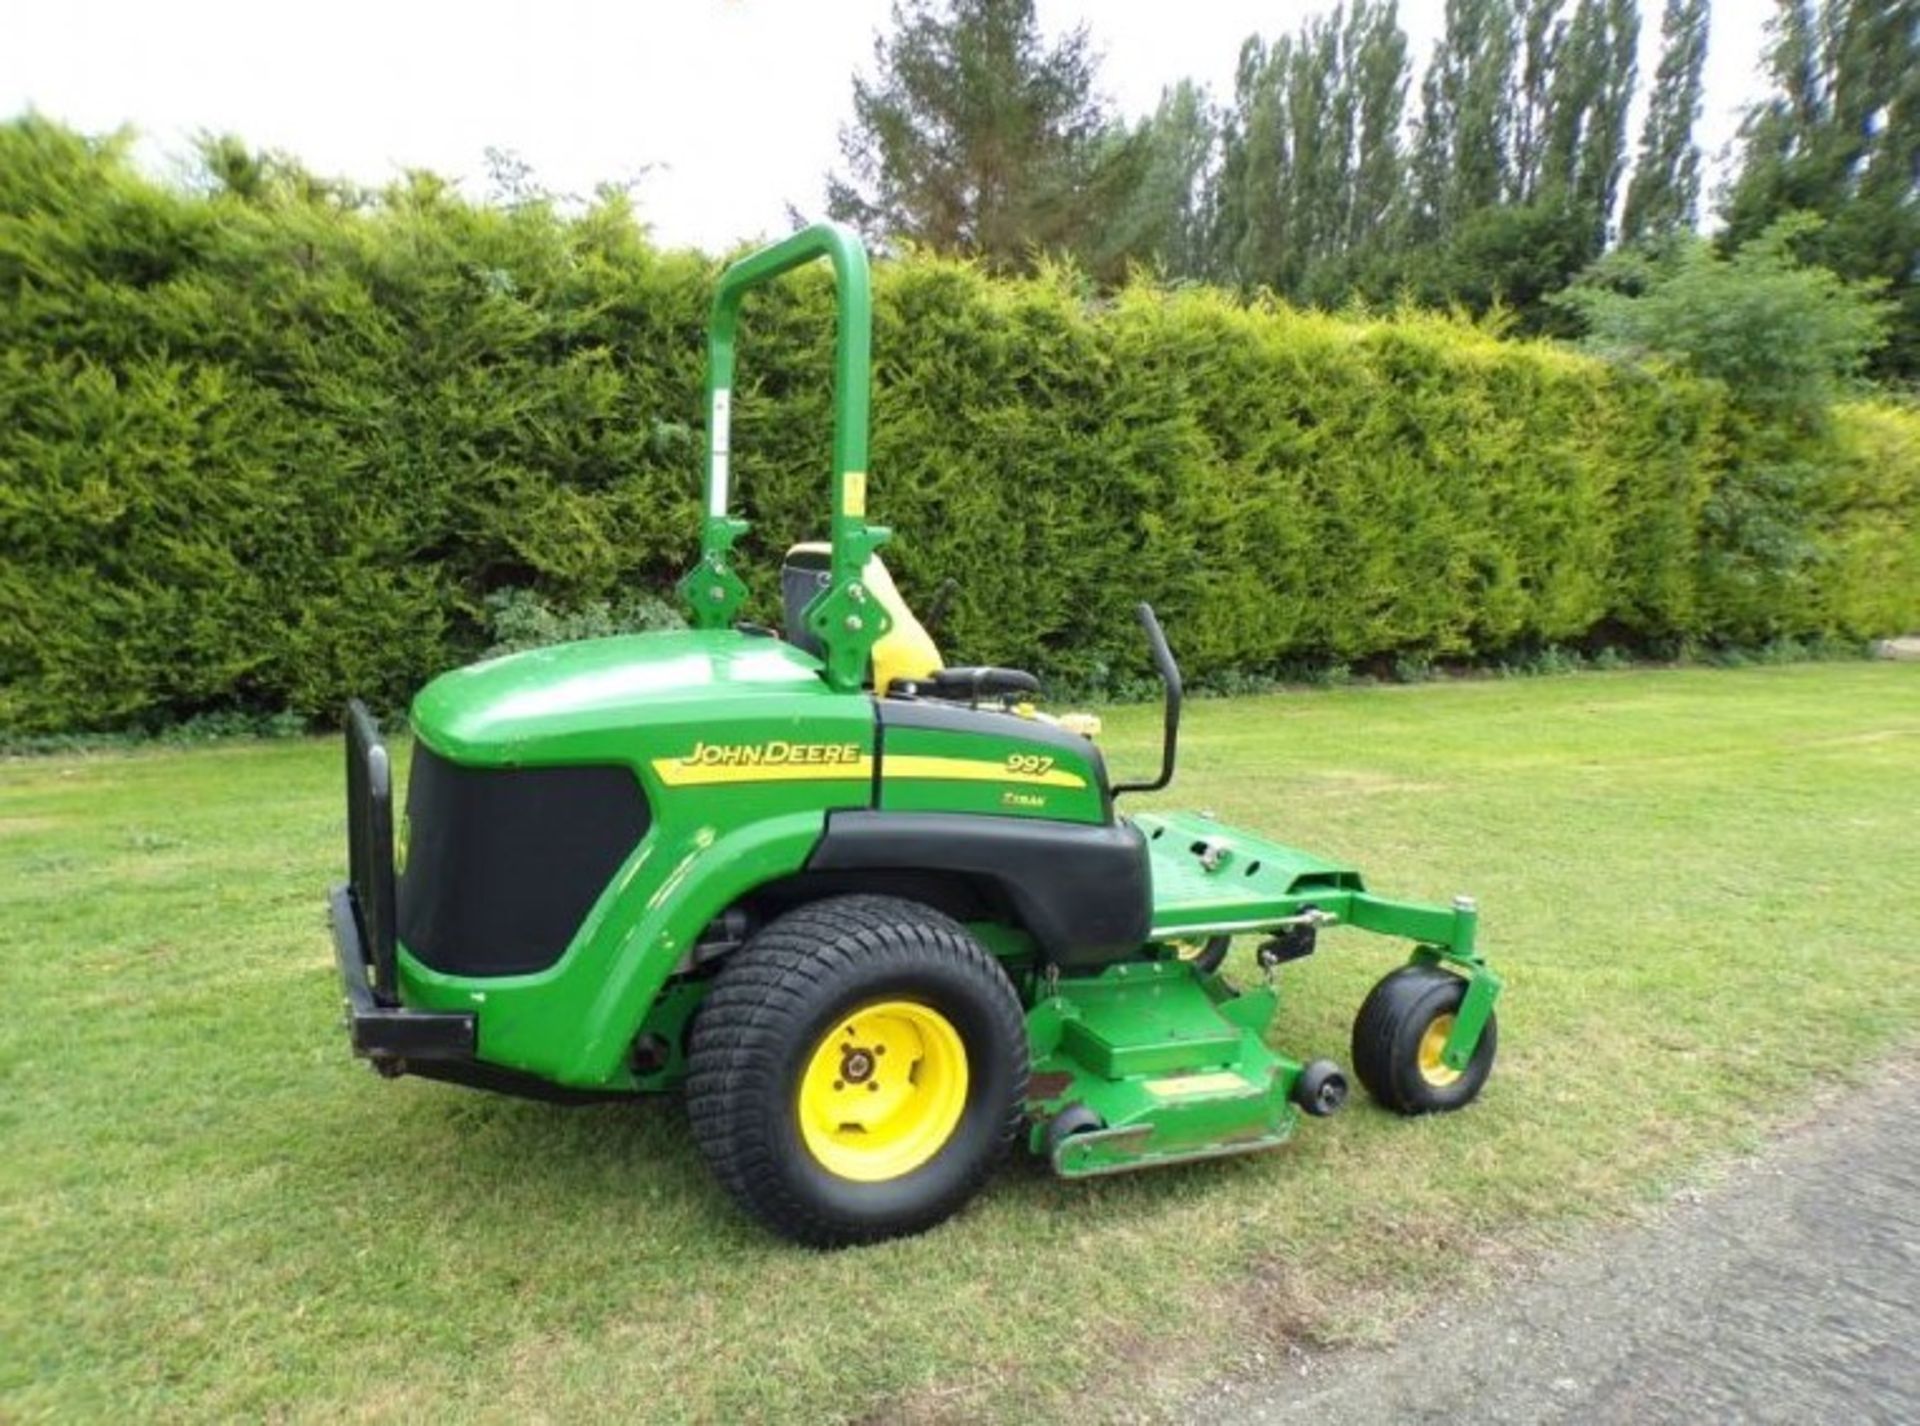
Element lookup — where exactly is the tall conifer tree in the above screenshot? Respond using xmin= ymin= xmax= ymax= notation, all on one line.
xmin=1621 ymin=0 xmax=1710 ymax=242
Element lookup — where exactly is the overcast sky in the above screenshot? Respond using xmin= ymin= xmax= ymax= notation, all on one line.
xmin=2 ymin=1 xmax=1774 ymax=252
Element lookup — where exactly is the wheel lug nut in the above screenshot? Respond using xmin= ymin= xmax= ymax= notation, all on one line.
xmin=833 ymin=1080 xmax=844 ymax=1091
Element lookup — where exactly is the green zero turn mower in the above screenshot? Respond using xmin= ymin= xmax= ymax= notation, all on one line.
xmin=330 ymin=223 xmax=1503 ymax=1247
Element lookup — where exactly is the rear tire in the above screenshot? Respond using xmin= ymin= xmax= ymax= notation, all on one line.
xmin=686 ymin=894 xmax=1027 ymax=1247
xmin=1350 ymin=965 xmax=1496 ymax=1115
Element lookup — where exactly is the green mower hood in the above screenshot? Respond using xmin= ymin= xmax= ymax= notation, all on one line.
xmin=411 ymin=630 xmax=842 ymax=764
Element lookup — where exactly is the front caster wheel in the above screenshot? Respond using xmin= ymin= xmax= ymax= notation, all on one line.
xmin=686 ymin=895 xmax=1027 ymax=1247
xmin=1292 ymin=1059 xmax=1348 ymax=1117
xmin=1351 ymin=965 xmax=1497 ymax=1114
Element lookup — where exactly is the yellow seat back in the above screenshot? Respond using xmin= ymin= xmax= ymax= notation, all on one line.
xmin=862 ymin=553 xmax=945 ymax=693
xmin=783 ymin=543 xmax=943 ymax=692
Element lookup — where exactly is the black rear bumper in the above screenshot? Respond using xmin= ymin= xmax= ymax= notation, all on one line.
xmin=330 ymin=703 xmax=624 ymax=1103
xmin=331 ymin=878 xmax=629 ymax=1102
xmin=330 ymin=881 xmax=477 ymax=1065
xmin=333 ymin=700 xmax=476 ymax=1069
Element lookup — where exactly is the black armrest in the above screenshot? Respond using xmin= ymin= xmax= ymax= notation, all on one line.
xmin=905 ymin=666 xmax=1042 ymax=702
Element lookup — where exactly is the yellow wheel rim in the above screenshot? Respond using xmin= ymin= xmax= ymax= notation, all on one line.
xmin=1417 ymin=1013 xmax=1462 ymax=1087
xmin=797 ymin=1000 xmax=969 ymax=1182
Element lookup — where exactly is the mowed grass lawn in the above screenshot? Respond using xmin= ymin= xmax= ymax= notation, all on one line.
xmin=4 ymin=663 xmax=1918 ymax=1422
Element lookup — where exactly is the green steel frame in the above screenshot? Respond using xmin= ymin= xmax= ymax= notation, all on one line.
xmin=677 ymin=223 xmax=894 ymax=692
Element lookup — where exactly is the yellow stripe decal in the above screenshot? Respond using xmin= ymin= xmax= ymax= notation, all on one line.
xmin=881 ymin=755 xmax=1087 ymax=789
xmin=1144 ymin=1071 xmax=1252 ymax=1099
xmin=651 ymin=756 xmax=874 ymax=788
xmin=647 ymin=749 xmax=1086 ymax=790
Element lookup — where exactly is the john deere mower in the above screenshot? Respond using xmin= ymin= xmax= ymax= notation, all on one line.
xmin=330 ymin=223 xmax=1503 ymax=1246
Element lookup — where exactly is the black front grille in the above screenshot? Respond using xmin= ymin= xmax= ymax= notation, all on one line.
xmin=397 ymin=744 xmax=650 ymax=977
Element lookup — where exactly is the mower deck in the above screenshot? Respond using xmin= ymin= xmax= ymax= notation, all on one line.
xmin=1027 ymin=960 xmax=1298 ymax=1175
xmin=1013 ymin=810 xmax=1502 ymax=1177
xmin=1138 ymin=810 xmax=1469 ymax=947
xmin=1137 ymin=808 xmax=1498 ymax=1071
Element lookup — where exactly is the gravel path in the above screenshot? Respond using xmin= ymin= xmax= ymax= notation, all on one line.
xmin=1209 ymin=1061 xmax=1920 ymax=1425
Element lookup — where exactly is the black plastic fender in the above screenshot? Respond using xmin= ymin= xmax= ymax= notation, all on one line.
xmin=806 ymin=810 xmax=1150 ymax=967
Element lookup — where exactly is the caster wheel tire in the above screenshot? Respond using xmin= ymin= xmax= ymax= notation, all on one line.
xmin=1045 ymin=1103 xmax=1106 ymax=1160
xmin=1292 ymin=1058 xmax=1349 ymax=1117
xmin=1351 ymin=964 xmax=1496 ymax=1115
xmin=687 ymin=894 xmax=1027 ymax=1247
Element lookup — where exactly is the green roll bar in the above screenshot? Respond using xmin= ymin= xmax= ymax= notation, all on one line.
xmin=677 ymin=222 xmax=893 ymax=691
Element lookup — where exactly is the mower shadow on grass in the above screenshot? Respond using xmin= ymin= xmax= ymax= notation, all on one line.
xmin=304 ymin=1080 xmax=710 ymax=1219
xmin=308 ymin=913 xmax=1491 ymax=1257
xmin=316 ymin=1050 xmax=1304 ymax=1257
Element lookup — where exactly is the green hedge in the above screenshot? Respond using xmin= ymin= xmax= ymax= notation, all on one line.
xmin=3 ymin=117 xmax=1917 ymax=733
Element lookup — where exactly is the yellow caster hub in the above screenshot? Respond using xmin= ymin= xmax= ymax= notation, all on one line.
xmin=1416 ymin=1012 xmax=1462 ymax=1087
